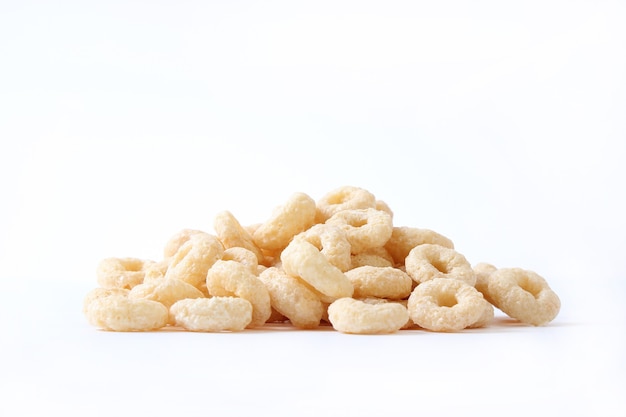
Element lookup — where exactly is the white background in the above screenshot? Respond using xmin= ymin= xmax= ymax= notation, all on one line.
xmin=1 ymin=1 xmax=625 ymax=416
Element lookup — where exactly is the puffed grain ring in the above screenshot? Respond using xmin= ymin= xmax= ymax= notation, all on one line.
xmin=169 ymin=297 xmax=253 ymax=332
xmin=315 ymin=185 xmax=377 ymax=223
xmin=405 ymin=244 xmax=476 ymax=286
xmin=345 ymin=266 xmax=413 ymax=300
xmin=85 ymin=294 xmax=169 ymax=332
xmin=294 ymin=223 xmax=352 ymax=272
xmin=327 ymin=297 xmax=409 ymax=334
xmin=384 ymin=226 xmax=455 ymax=266
xmin=164 ymin=232 xmax=224 ymax=288
xmin=222 ymin=247 xmax=260 ymax=275
xmin=472 ymin=262 xmax=498 ymax=304
xmin=163 ymin=229 xmax=206 ymax=259
xmin=213 ymin=211 xmax=264 ymax=263
xmin=96 ymin=257 xmax=157 ymax=289
xmin=325 ymin=208 xmax=393 ymax=254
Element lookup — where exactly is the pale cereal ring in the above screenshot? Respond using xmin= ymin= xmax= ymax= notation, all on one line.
xmin=384 ymin=227 xmax=455 ymax=265
xmin=473 ymin=262 xmax=498 ymax=304
xmin=258 ymin=267 xmax=324 ymax=329
xmin=405 ymin=244 xmax=476 ymax=286
xmin=467 ymin=298 xmax=495 ymax=329
xmin=487 ymin=268 xmax=561 ymax=326
xmin=252 ymin=192 xmax=317 ymax=252
xmin=350 ymin=246 xmax=394 ymax=269
xmin=294 ymin=223 xmax=352 ymax=272
xmin=356 ymin=297 xmax=414 ymax=329
xmin=82 ymin=287 xmax=129 ymax=315
xmin=164 ymin=233 xmax=224 ymax=288
xmin=85 ymin=294 xmax=168 ymax=331
xmin=222 ymin=247 xmax=259 ymax=275
xmin=407 ymin=278 xmax=486 ymax=332
xmin=315 ymin=185 xmax=377 ymax=222
xmin=213 ymin=211 xmax=264 ymax=263
xmin=163 ymin=229 xmax=206 ymax=259
xmin=96 ymin=257 xmax=157 ymax=289
xmin=205 ymin=260 xmax=271 ymax=327
xmin=280 ymin=238 xmax=353 ymax=301
xmin=128 ymin=278 xmax=204 ymax=308
xmin=375 ymin=199 xmax=394 ymax=220
xmin=170 ymin=297 xmax=252 ymax=332
xmin=142 ymin=259 xmax=170 ymax=284
xmin=327 ymin=297 xmax=409 ymax=334
xmin=325 ymin=208 xmax=393 ymax=254
xmin=345 ymin=266 xmax=412 ymax=300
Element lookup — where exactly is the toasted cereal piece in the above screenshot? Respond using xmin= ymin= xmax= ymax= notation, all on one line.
xmin=205 ymin=260 xmax=271 ymax=327
xmin=345 ymin=266 xmax=412 ymax=300
xmin=252 ymin=192 xmax=317 ymax=252
xmin=258 ymin=267 xmax=324 ymax=329
xmin=163 ymin=229 xmax=207 ymax=259
xmin=142 ymin=259 xmax=170 ymax=283
xmin=82 ymin=287 xmax=129 ymax=315
xmin=327 ymin=297 xmax=409 ymax=334
xmin=487 ymin=268 xmax=560 ymax=326
xmin=281 ymin=238 xmax=353 ymax=301
xmin=128 ymin=278 xmax=204 ymax=308
xmin=384 ymin=227 xmax=455 ymax=266
xmin=165 ymin=233 xmax=224 ymax=288
xmin=294 ymin=223 xmax=352 ymax=272
xmin=85 ymin=294 xmax=168 ymax=331
xmin=213 ymin=211 xmax=264 ymax=263
xmin=222 ymin=247 xmax=259 ymax=275
xmin=315 ymin=186 xmax=377 ymax=223
xmin=473 ymin=262 xmax=498 ymax=304
xmin=407 ymin=278 xmax=486 ymax=332
xmin=96 ymin=257 xmax=157 ymax=289
xmin=405 ymin=244 xmax=476 ymax=286
xmin=350 ymin=246 xmax=394 ymax=269
xmin=170 ymin=297 xmax=252 ymax=332
xmin=325 ymin=208 xmax=393 ymax=254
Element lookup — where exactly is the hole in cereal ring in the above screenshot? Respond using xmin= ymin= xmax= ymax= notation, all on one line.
xmin=436 ymin=291 xmax=458 ymax=308
xmin=431 ymin=258 xmax=450 ymax=274
xmin=518 ymin=274 xmax=543 ymax=299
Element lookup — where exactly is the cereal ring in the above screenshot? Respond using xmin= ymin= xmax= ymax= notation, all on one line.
xmin=384 ymin=227 xmax=455 ymax=265
xmin=205 ymin=260 xmax=271 ymax=327
xmin=170 ymin=297 xmax=252 ymax=332
xmin=164 ymin=233 xmax=224 ymax=288
xmin=258 ymin=267 xmax=324 ymax=329
xmin=375 ymin=199 xmax=394 ymax=219
xmin=315 ymin=186 xmax=377 ymax=222
xmin=280 ymin=239 xmax=353 ymax=301
xmin=350 ymin=247 xmax=394 ymax=269
xmin=327 ymin=297 xmax=409 ymax=334
xmin=85 ymin=294 xmax=168 ymax=331
xmin=253 ymin=192 xmax=317 ymax=251
xmin=405 ymin=244 xmax=476 ymax=286
xmin=345 ymin=266 xmax=412 ymax=300
xmin=325 ymin=208 xmax=393 ymax=254
xmin=163 ymin=229 xmax=206 ymax=259
xmin=82 ymin=287 xmax=129 ymax=315
xmin=142 ymin=260 xmax=170 ymax=283
xmin=467 ymin=298 xmax=495 ymax=329
xmin=407 ymin=278 xmax=486 ymax=332
xmin=473 ymin=262 xmax=498 ymax=304
xmin=213 ymin=211 xmax=264 ymax=263
xmin=128 ymin=278 xmax=204 ymax=308
xmin=222 ymin=247 xmax=259 ymax=275
xmin=96 ymin=257 xmax=157 ymax=289
xmin=487 ymin=268 xmax=560 ymax=326
xmin=294 ymin=223 xmax=352 ymax=272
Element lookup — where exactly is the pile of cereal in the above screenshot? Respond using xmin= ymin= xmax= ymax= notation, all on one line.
xmin=83 ymin=186 xmax=561 ymax=334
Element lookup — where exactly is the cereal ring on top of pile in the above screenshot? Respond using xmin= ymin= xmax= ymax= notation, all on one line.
xmin=315 ymin=185 xmax=377 ymax=223
xmin=405 ymin=244 xmax=476 ymax=286
xmin=294 ymin=223 xmax=352 ymax=272
xmin=258 ymin=267 xmax=324 ymax=329
xmin=345 ymin=266 xmax=413 ymax=300
xmin=164 ymin=232 xmax=224 ymax=288
xmin=487 ymin=268 xmax=560 ymax=326
xmin=374 ymin=200 xmax=394 ymax=219
xmin=327 ymin=297 xmax=409 ymax=334
xmin=222 ymin=247 xmax=259 ymax=275
xmin=128 ymin=278 xmax=204 ymax=308
xmin=85 ymin=294 xmax=169 ymax=331
xmin=473 ymin=262 xmax=498 ymax=304
xmin=96 ymin=257 xmax=157 ymax=289
xmin=170 ymin=297 xmax=252 ymax=332
xmin=213 ymin=211 xmax=264 ymax=263
xmin=350 ymin=246 xmax=394 ymax=269
xmin=325 ymin=208 xmax=393 ymax=254
xmin=252 ymin=192 xmax=317 ymax=252
xmin=205 ymin=260 xmax=271 ymax=327
xmin=281 ymin=238 xmax=354 ymax=301
xmin=384 ymin=227 xmax=455 ymax=266
xmin=407 ymin=278 xmax=488 ymax=332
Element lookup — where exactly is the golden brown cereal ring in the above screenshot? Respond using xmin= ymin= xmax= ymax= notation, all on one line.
xmin=213 ymin=211 xmax=264 ymax=263
xmin=325 ymin=208 xmax=393 ymax=254
xmin=205 ymin=260 xmax=271 ymax=327
xmin=345 ymin=266 xmax=412 ymax=300
xmin=327 ymin=297 xmax=409 ymax=334
xmin=294 ymin=223 xmax=352 ymax=272
xmin=96 ymin=257 xmax=157 ymax=289
xmin=407 ymin=278 xmax=486 ymax=332
xmin=128 ymin=278 xmax=204 ymax=308
xmin=473 ymin=262 xmax=498 ymax=304
xmin=85 ymin=294 xmax=168 ymax=331
xmin=164 ymin=233 xmax=224 ymax=288
xmin=487 ymin=268 xmax=561 ymax=326
xmin=281 ymin=238 xmax=353 ymax=301
xmin=384 ymin=226 xmax=455 ymax=266
xmin=405 ymin=244 xmax=476 ymax=286
xmin=169 ymin=297 xmax=252 ymax=332
xmin=222 ymin=247 xmax=259 ymax=275
xmin=253 ymin=192 xmax=317 ymax=251
xmin=258 ymin=267 xmax=324 ymax=329
xmin=315 ymin=186 xmax=377 ymax=223
xmin=82 ymin=287 xmax=129 ymax=316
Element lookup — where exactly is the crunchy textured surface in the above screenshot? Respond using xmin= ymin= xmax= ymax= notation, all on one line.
xmin=128 ymin=278 xmax=204 ymax=308
xmin=345 ymin=266 xmax=412 ymax=300
xmin=206 ymin=260 xmax=271 ymax=327
xmin=85 ymin=294 xmax=168 ymax=331
xmin=164 ymin=233 xmax=224 ymax=288
xmin=325 ymin=208 xmax=393 ymax=254
xmin=170 ymin=297 xmax=252 ymax=332
xmin=82 ymin=287 xmax=129 ymax=315
xmin=384 ymin=227 xmax=455 ymax=265
xmin=473 ymin=262 xmax=498 ymax=304
xmin=350 ymin=246 xmax=394 ymax=269
xmin=328 ymin=297 xmax=409 ymax=334
xmin=213 ymin=211 xmax=264 ymax=263
xmin=258 ymin=267 xmax=324 ymax=329
xmin=487 ymin=268 xmax=561 ymax=326
xmin=96 ymin=257 xmax=156 ymax=289
xmin=315 ymin=185 xmax=377 ymax=223
xmin=222 ymin=247 xmax=259 ymax=275
xmin=163 ymin=229 xmax=206 ymax=259
xmin=294 ymin=223 xmax=352 ymax=272
xmin=405 ymin=244 xmax=476 ymax=286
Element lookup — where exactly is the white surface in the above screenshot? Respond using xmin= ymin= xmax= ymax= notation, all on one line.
xmin=1 ymin=1 xmax=625 ymax=416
